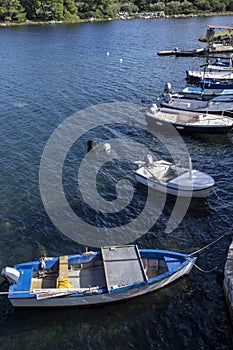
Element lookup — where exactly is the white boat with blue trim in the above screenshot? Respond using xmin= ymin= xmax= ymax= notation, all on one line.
xmin=1 ymin=245 xmax=196 ymax=309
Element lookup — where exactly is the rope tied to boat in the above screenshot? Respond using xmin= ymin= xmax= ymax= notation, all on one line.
xmin=193 ymin=262 xmax=219 ymax=273
xmin=189 ymin=232 xmax=232 ymax=273
xmin=212 ymin=188 xmax=232 ymax=208
xmin=57 ymin=278 xmax=73 ymax=289
xmin=190 ymin=232 xmax=228 ymax=256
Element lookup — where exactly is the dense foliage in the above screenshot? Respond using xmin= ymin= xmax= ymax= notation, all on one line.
xmin=0 ymin=0 xmax=233 ymax=23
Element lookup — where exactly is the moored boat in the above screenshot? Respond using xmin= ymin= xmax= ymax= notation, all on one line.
xmin=135 ymin=155 xmax=215 ymax=198
xmin=160 ymin=95 xmax=233 ymax=116
xmin=1 ymin=245 xmax=196 ymax=308
xmin=196 ymin=78 xmax=233 ymax=90
xmin=186 ymin=69 xmax=233 ymax=84
xmin=181 ymin=86 xmax=233 ymax=100
xmin=145 ymin=104 xmax=233 ymax=134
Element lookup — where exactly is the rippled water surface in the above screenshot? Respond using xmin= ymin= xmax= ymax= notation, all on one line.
xmin=0 ymin=15 xmax=233 ymax=349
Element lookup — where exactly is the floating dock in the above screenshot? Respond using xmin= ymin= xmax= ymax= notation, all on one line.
xmin=158 ymin=45 xmax=233 ymax=57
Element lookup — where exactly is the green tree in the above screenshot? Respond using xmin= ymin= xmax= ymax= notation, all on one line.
xmin=193 ymin=0 xmax=211 ymax=11
xmin=63 ymin=0 xmax=78 ymax=19
xmin=226 ymin=0 xmax=233 ymax=10
xmin=53 ymin=0 xmax=63 ymax=19
xmin=165 ymin=1 xmax=181 ymax=14
xmin=181 ymin=0 xmax=194 ymax=14
xmin=149 ymin=2 xmax=165 ymax=12
xmin=0 ymin=0 xmax=26 ymax=21
xmin=120 ymin=2 xmax=138 ymax=13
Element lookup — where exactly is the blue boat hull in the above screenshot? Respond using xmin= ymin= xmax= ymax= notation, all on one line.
xmin=5 ymin=247 xmax=196 ymax=309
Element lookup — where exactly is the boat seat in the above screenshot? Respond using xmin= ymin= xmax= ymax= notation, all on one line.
xmin=164 ymin=256 xmax=180 ymax=271
xmin=30 ymin=278 xmax=43 ymax=291
xmin=142 ymin=258 xmax=159 ymax=279
xmin=56 ymin=255 xmax=73 ymax=288
xmin=149 ymin=163 xmax=172 ymax=180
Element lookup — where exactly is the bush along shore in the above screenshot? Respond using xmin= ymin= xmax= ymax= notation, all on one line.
xmin=0 ymin=9 xmax=233 ymax=27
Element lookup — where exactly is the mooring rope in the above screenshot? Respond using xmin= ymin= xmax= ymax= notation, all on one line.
xmin=190 ymin=232 xmax=230 ymax=256
xmin=190 ymin=232 xmax=232 ymax=273
xmin=212 ymin=188 xmax=232 ymax=208
xmin=193 ymin=262 xmax=221 ymax=273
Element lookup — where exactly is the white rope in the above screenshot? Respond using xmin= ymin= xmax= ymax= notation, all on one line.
xmin=189 ymin=232 xmax=231 ymax=273
xmin=212 ymin=188 xmax=232 ymax=208
xmin=190 ymin=233 xmax=229 ymax=256
xmin=193 ymin=262 xmax=218 ymax=273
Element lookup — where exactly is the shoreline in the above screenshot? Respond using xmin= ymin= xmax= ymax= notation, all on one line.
xmin=0 ymin=11 xmax=233 ymax=27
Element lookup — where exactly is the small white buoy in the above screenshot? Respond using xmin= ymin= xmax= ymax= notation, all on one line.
xmin=107 ymin=52 xmax=110 ymax=56
xmin=120 ymin=58 xmax=123 ymax=63
xmin=103 ymin=143 xmax=111 ymax=154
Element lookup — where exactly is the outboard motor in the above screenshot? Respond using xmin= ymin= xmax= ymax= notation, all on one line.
xmin=1 ymin=267 xmax=20 ymax=284
xmin=163 ymin=82 xmax=172 ymax=94
xmin=164 ymin=92 xmax=173 ymax=103
xmin=144 ymin=154 xmax=153 ymax=167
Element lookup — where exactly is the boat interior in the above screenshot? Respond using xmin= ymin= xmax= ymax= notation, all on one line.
xmin=141 ymin=161 xmax=188 ymax=182
xmin=151 ymin=108 xmax=201 ymax=124
xmin=30 ymin=253 xmax=171 ymax=293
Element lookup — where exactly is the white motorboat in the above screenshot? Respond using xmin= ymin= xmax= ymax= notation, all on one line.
xmin=135 ymin=155 xmax=215 ymax=198
xmin=145 ymin=104 xmax=233 ymax=134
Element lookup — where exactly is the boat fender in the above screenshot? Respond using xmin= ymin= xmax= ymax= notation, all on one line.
xmin=39 ymin=257 xmax=46 ymax=270
xmin=1 ymin=267 xmax=20 ymax=284
xmin=103 ymin=143 xmax=111 ymax=154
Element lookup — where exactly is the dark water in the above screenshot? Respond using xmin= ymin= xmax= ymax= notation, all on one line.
xmin=0 ymin=16 xmax=233 ymax=349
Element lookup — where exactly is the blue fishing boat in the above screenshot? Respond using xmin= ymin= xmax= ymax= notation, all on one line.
xmin=181 ymin=86 xmax=233 ymax=100
xmin=196 ymin=79 xmax=233 ymax=90
xmin=1 ymin=245 xmax=196 ymax=309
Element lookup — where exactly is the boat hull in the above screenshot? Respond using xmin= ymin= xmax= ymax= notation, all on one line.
xmin=146 ymin=113 xmax=233 ymax=135
xmin=135 ymin=173 xmax=213 ymax=198
xmin=186 ymin=70 xmax=233 ymax=83
xmin=181 ymin=86 xmax=233 ymax=100
xmin=9 ymin=260 xmax=195 ymax=308
xmin=160 ymin=99 xmax=233 ymax=116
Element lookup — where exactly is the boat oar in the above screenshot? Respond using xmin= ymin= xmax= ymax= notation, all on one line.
xmin=33 ymin=287 xmax=100 ymax=300
xmin=35 ymin=290 xmax=79 ymax=300
xmin=0 ymin=286 xmax=100 ymax=299
xmin=0 ymin=291 xmax=31 ymax=295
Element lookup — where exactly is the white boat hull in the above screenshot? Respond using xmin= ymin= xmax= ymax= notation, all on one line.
xmin=135 ymin=173 xmax=213 ymax=198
